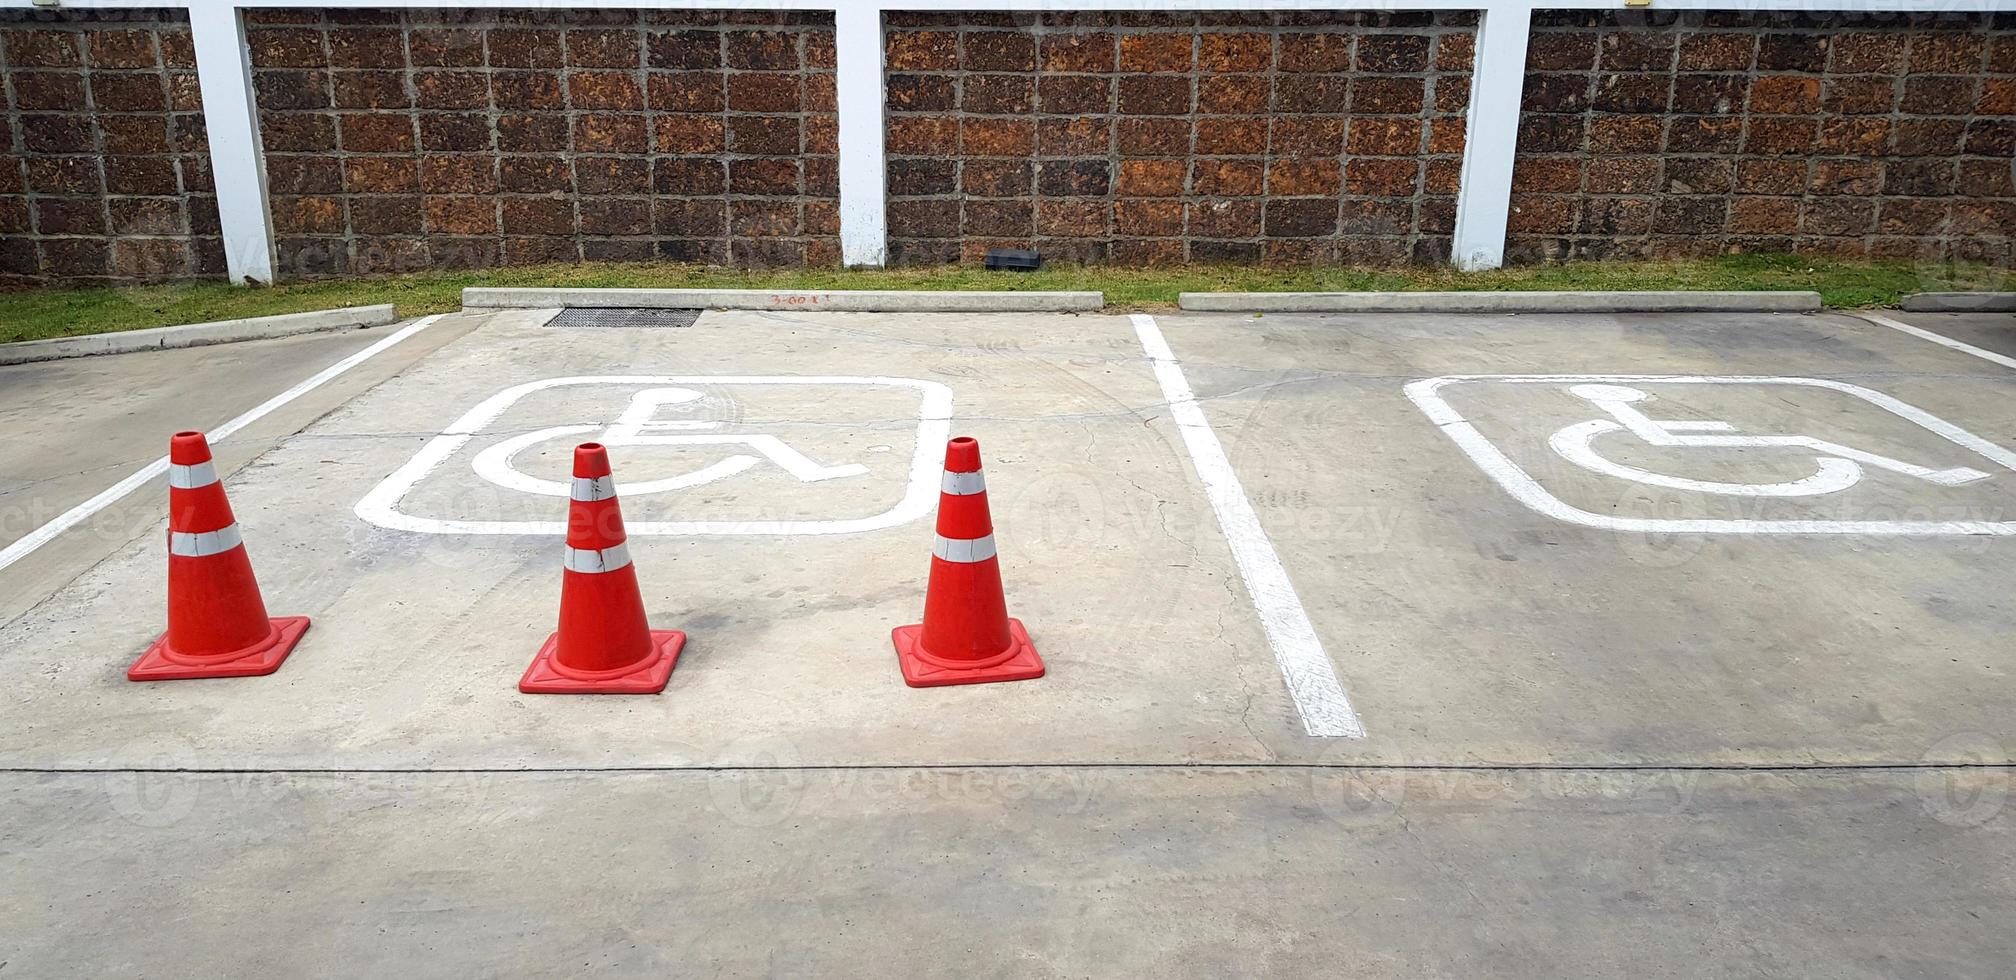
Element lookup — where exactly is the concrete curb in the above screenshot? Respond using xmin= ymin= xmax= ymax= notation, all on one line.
xmin=1899 ymin=292 xmax=2016 ymax=313
xmin=0 ymin=304 xmax=400 ymax=366
xmin=461 ymin=287 xmax=1103 ymax=313
xmin=1176 ymin=290 xmax=1823 ymax=314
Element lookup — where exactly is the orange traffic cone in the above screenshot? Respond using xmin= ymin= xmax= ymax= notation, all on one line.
xmin=128 ymin=431 xmax=309 ymax=680
xmin=892 ymin=437 xmax=1044 ymax=687
xmin=519 ymin=443 xmax=684 ymax=694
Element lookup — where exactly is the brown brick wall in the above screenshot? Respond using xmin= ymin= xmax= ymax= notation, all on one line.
xmin=884 ymin=12 xmax=1477 ymax=267
xmin=0 ymin=12 xmax=222 ymax=288
xmin=246 ymin=8 xmax=838 ymax=277
xmin=1511 ymin=11 xmax=2015 ymax=265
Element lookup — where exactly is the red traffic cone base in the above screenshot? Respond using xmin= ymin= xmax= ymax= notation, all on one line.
xmin=892 ymin=617 xmax=1043 ymax=688
xmin=129 ymin=616 xmax=310 ymax=681
xmin=519 ymin=629 xmax=685 ymax=695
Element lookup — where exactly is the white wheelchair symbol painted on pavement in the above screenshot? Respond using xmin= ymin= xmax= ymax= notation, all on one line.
xmin=1548 ymin=383 xmax=1993 ymax=498
xmin=356 ymin=375 xmax=954 ymax=536
xmin=1405 ymin=375 xmax=2016 ymax=536
xmin=471 ymin=387 xmax=869 ymax=497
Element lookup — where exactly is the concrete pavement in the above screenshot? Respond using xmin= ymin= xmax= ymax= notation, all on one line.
xmin=2 ymin=305 xmax=2013 ymax=976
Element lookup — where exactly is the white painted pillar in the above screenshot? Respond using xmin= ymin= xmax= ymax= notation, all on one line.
xmin=1449 ymin=2 xmax=1533 ymax=272
xmin=188 ymin=3 xmax=276 ymax=284
xmin=833 ymin=2 xmax=888 ymax=267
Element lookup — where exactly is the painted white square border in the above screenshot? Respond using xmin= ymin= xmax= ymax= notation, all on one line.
xmin=1405 ymin=374 xmax=2016 ymax=536
xmin=356 ymin=375 xmax=954 ymax=536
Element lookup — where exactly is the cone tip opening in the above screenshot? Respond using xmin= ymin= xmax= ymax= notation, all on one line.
xmin=573 ymin=442 xmax=613 ymax=478
xmin=944 ymin=436 xmax=982 ymax=473
xmin=169 ymin=430 xmax=212 ymax=465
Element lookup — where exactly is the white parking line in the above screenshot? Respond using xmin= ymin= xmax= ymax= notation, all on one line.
xmin=1852 ymin=311 xmax=2016 ymax=372
xmin=1130 ymin=314 xmax=1366 ymax=739
xmin=0 ymin=315 xmax=442 ymax=575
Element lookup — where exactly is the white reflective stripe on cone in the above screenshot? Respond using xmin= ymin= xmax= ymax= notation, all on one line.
xmin=169 ymin=524 xmax=243 ymax=558
xmin=563 ymin=542 xmax=632 ymax=574
xmin=571 ymin=475 xmax=618 ymax=502
xmin=167 ymin=461 xmax=219 ymax=490
xmin=933 ymin=533 xmax=997 ymax=563
xmin=940 ymin=470 xmax=986 ymax=496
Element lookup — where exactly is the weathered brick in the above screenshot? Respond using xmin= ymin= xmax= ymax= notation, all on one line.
xmin=1357 ymin=34 xmax=1430 ymax=72
xmin=1801 ymin=197 xmax=1874 ymax=236
xmin=568 ymin=29 xmax=641 ymax=68
xmin=888 ymin=74 xmax=954 ymax=112
xmin=1677 ymin=32 xmax=1754 ymax=71
xmin=1118 ymin=75 xmax=1192 ymax=115
xmin=1889 ymin=118 xmax=1962 ymax=156
xmin=1200 ymin=33 xmax=1271 ymax=73
xmin=1750 ymin=74 xmax=1821 ymax=114
xmin=654 ymin=158 xmax=726 ymax=196
xmin=1345 ymin=158 xmax=1420 ymax=197
xmin=1526 ymin=32 xmax=1597 ymax=72
xmin=1728 ymin=196 xmax=1799 ymax=234
xmin=1116 ymin=118 xmax=1190 ymax=156
xmin=965 ymin=198 xmax=1035 ymax=237
xmin=1198 ymin=75 xmax=1267 ymax=115
xmin=1042 ymin=33 xmax=1116 ymax=73
xmin=1881 ymin=159 xmax=1955 ymax=197
xmin=1268 ymin=160 xmax=1340 ymax=196
xmin=963 ymin=160 xmax=1032 ymax=197
xmin=1271 ymin=116 xmax=1345 ymax=157
xmin=1911 ymin=33 xmax=1985 ymax=73
xmin=1670 ymin=74 xmax=1746 ymax=114
xmin=1035 ymin=198 xmax=1108 ymax=237
xmin=1353 ymin=77 xmax=1425 ymax=114
xmin=1039 ymin=160 xmax=1112 ymax=196
xmin=501 ymin=197 xmax=576 ymax=236
xmin=645 ymin=30 xmax=717 ymax=70
xmin=1264 ymin=198 xmax=1339 ymax=237
xmin=6 ymin=30 xmax=83 ymax=69
xmin=1188 ymin=199 xmax=1260 ymax=237
xmin=410 ymin=29 xmax=486 ymax=68
xmin=963 ymin=74 xmax=1034 ymax=114
xmin=965 ymin=31 xmax=1037 ymax=72
xmin=1120 ymin=33 xmax=1194 ymax=73
xmin=888 ymin=117 xmax=956 ymax=154
xmin=731 ymin=158 xmax=800 ymax=195
xmin=1756 ymin=34 xmax=1827 ymax=73
xmin=1513 ymin=156 xmax=1583 ymax=194
xmin=1119 ymin=159 xmax=1187 ymax=196
xmin=1191 ymin=159 xmax=1265 ymax=197
xmin=655 ymin=115 xmax=725 ymax=154
xmin=962 ymin=118 xmax=1035 ymax=156
xmin=1346 ymin=118 xmax=1422 ymax=156
xmin=345 ymin=157 xmax=419 ymax=194
xmin=340 ymin=114 xmax=416 ymax=153
xmin=1585 ymin=157 xmax=1661 ymax=194
xmin=887 ymin=31 xmax=957 ymax=71
xmin=1277 ymin=34 xmax=1352 ymax=73
xmin=335 ymin=71 xmax=411 ymax=109
xmin=733 ymin=116 xmax=802 ymax=156
xmin=1829 ymin=33 xmax=1905 ymax=74
xmin=89 ymin=30 xmax=160 ymax=70
xmin=328 ymin=29 xmax=406 ymax=69
xmin=727 ymin=31 xmax=798 ymax=70
xmin=889 ymin=199 xmax=960 ymax=237
xmin=1742 ymin=116 xmax=1818 ymax=155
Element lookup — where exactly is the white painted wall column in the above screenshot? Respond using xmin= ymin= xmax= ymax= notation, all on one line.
xmin=188 ymin=3 xmax=276 ymax=284
xmin=1449 ymin=2 xmax=1533 ymax=272
xmin=833 ymin=2 xmax=890 ymax=267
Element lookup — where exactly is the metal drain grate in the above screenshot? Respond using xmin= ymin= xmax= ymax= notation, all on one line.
xmin=547 ymin=307 xmax=701 ymax=328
